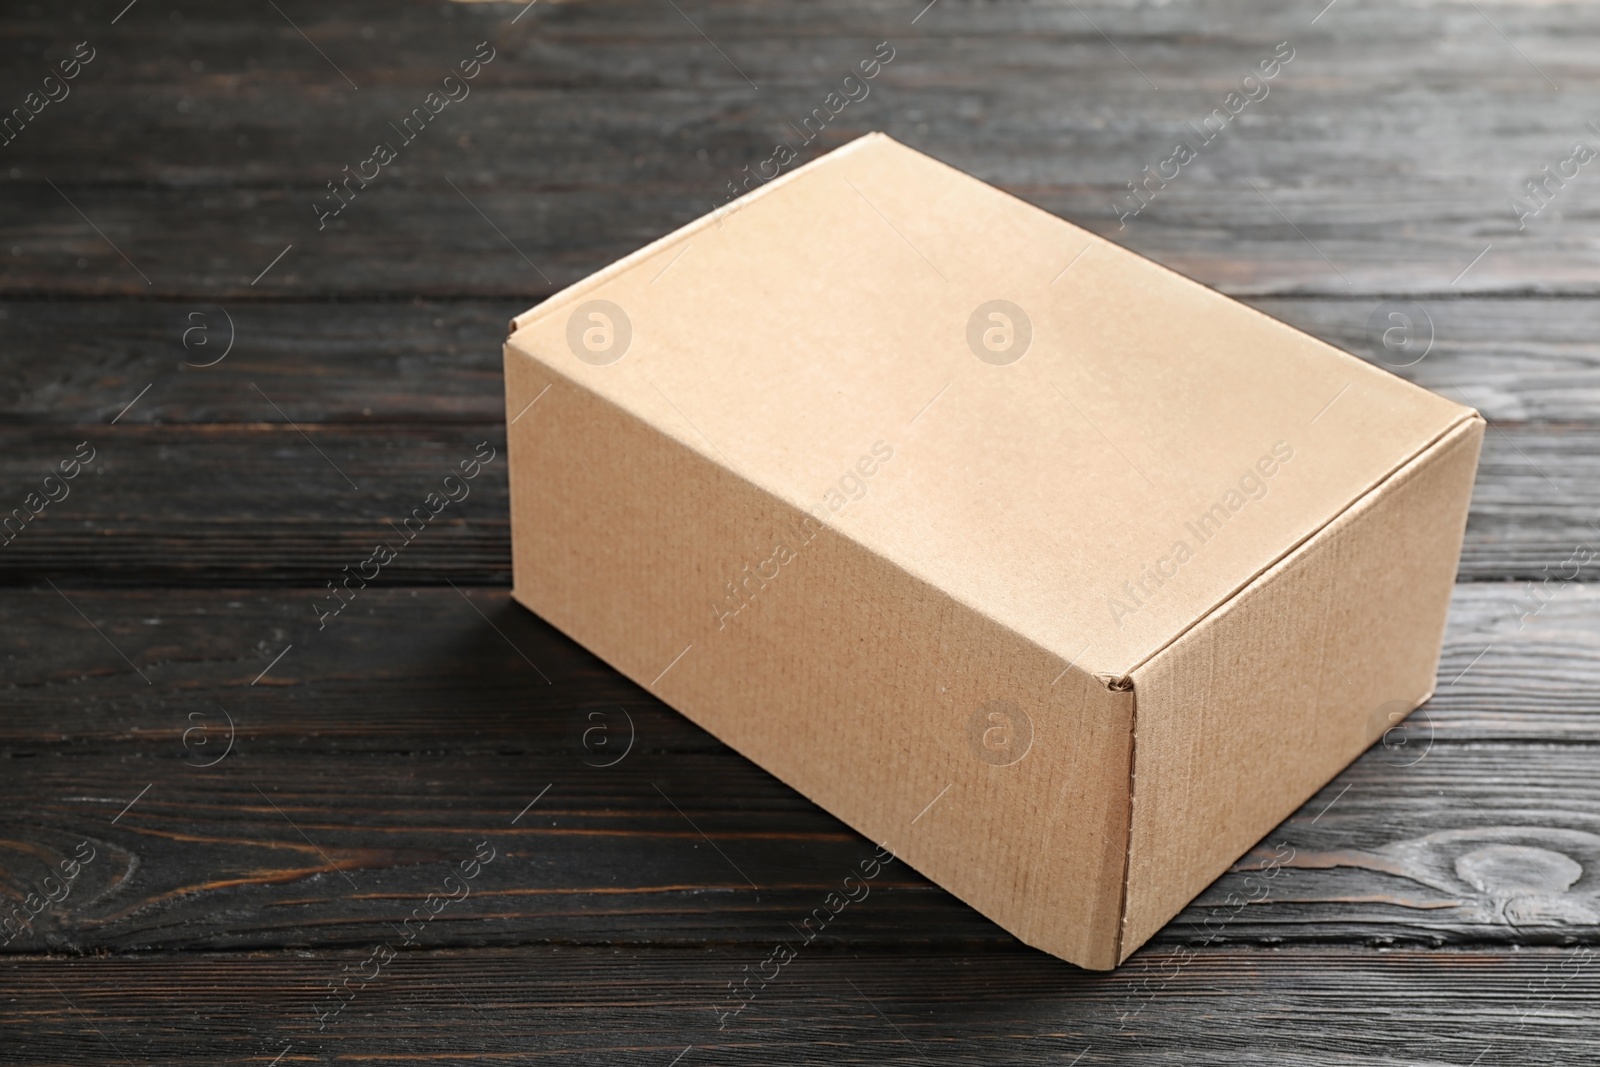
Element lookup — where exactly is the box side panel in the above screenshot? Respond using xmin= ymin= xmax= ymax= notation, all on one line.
xmin=1120 ymin=417 xmax=1485 ymax=959
xmin=505 ymin=344 xmax=1134 ymax=969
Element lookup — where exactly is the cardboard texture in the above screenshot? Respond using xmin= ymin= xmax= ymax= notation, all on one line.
xmin=503 ymin=133 xmax=1484 ymax=969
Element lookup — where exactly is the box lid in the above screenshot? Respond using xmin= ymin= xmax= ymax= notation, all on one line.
xmin=508 ymin=133 xmax=1475 ymax=683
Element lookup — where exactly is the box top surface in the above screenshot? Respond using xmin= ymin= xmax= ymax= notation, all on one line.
xmin=508 ymin=133 xmax=1474 ymax=681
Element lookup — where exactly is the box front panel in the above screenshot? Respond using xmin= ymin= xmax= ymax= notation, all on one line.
xmin=505 ymin=344 xmax=1135 ymax=968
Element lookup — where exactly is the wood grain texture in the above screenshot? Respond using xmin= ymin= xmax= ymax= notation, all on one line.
xmin=1 ymin=1 xmax=1598 ymax=297
xmin=0 ymin=585 xmax=1596 ymax=955
xmin=1 ymin=734 xmax=1596 ymax=954
xmin=4 ymin=947 xmax=1598 ymax=1066
xmin=0 ymin=300 xmax=522 ymax=425
xmin=0 ymin=424 xmax=510 ymax=586
xmin=3 ymin=0 xmax=1599 ymax=1058
xmin=1251 ymin=297 xmax=1600 ymax=426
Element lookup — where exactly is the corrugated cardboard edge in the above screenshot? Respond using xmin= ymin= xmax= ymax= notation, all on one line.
xmin=1108 ymin=409 xmax=1486 ymax=963
xmin=507 ymin=133 xmax=894 ymax=337
xmin=1110 ymin=406 xmax=1482 ymax=690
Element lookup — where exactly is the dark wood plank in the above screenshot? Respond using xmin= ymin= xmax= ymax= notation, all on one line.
xmin=7 ymin=165 xmax=1594 ymax=301
xmin=0 ymin=300 xmax=523 ymax=426
xmin=4 ymin=947 xmax=1597 ymax=1065
xmin=1466 ymin=425 xmax=1600 ymax=580
xmin=0 ymin=183 xmax=614 ymax=299
xmin=2 ymin=738 xmax=1594 ymax=954
xmin=2 ymin=2 xmax=1598 ymax=296
xmin=1437 ymin=584 xmax=1600 ymax=740
xmin=0 ymin=585 xmax=1596 ymax=955
xmin=4 ymin=297 xmax=1598 ymax=427
xmin=0 ymin=424 xmax=511 ymax=587
xmin=1251 ymin=297 xmax=1600 ymax=426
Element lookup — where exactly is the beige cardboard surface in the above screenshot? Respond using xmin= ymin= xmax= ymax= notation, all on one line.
xmin=503 ymin=132 xmax=1483 ymax=968
xmin=504 ymin=341 xmax=1136 ymax=967
xmin=1121 ymin=416 xmax=1484 ymax=958
xmin=509 ymin=132 xmax=1468 ymax=684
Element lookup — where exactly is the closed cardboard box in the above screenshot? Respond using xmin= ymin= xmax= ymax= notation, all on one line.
xmin=503 ymin=133 xmax=1483 ymax=969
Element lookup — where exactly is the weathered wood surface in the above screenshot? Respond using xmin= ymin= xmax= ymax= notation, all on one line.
xmin=3 ymin=0 xmax=1600 ymax=1061
xmin=5 ymin=947 xmax=1599 ymax=1066
xmin=1 ymin=1 xmax=1598 ymax=297
xmin=0 ymin=585 xmax=1595 ymax=956
xmin=0 ymin=300 xmax=521 ymax=425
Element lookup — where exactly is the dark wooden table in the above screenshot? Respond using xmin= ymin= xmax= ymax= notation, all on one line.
xmin=3 ymin=1 xmax=1598 ymax=1063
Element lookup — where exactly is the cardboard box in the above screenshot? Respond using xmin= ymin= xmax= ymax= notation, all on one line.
xmin=503 ymin=133 xmax=1483 ymax=969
